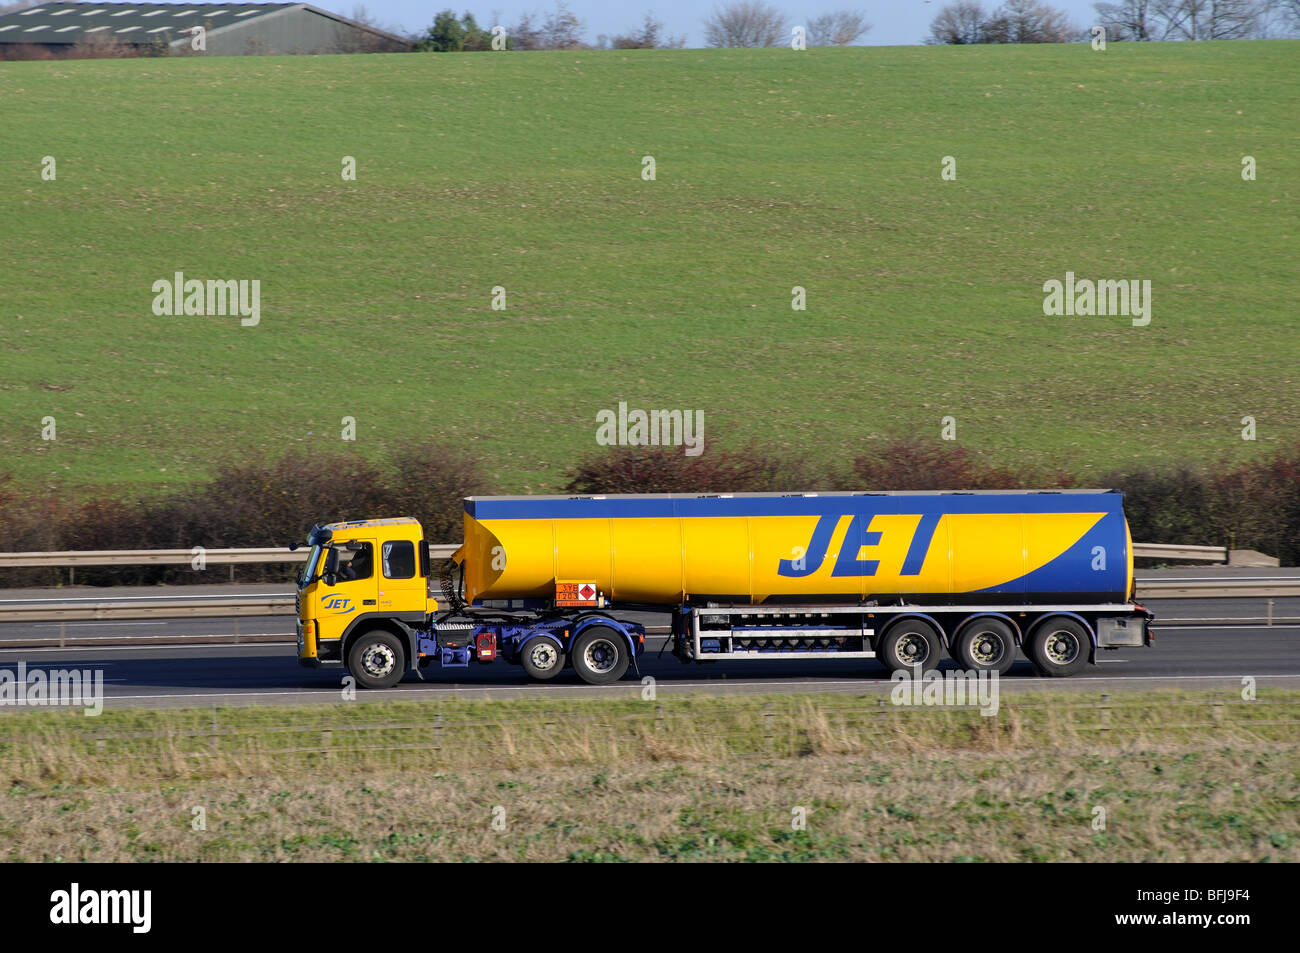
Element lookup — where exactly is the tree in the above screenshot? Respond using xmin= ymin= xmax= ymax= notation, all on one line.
xmin=609 ymin=11 xmax=686 ymax=48
xmin=1093 ymin=0 xmax=1273 ymax=38
xmin=927 ymin=1 xmax=989 ymax=42
xmin=508 ymin=3 xmax=585 ymax=49
xmin=703 ymin=1 xmax=786 ymax=47
xmin=68 ymin=32 xmax=134 ymax=58
xmin=1253 ymin=0 xmax=1300 ymax=35
xmin=460 ymin=12 xmax=494 ymax=50
xmin=541 ymin=1 xmax=584 ymax=48
xmin=1092 ymin=0 xmax=1164 ymax=39
xmin=1280 ymin=0 xmax=1300 ymax=30
xmin=1153 ymin=0 xmax=1263 ymax=39
xmin=806 ymin=9 xmax=872 ymax=45
xmin=991 ymin=0 xmax=1076 ymax=41
xmin=421 ymin=9 xmax=496 ymax=51
xmin=927 ymin=0 xmax=1074 ymax=42
xmin=422 ymin=9 xmax=467 ymax=50
xmin=509 ymin=12 xmax=543 ymax=49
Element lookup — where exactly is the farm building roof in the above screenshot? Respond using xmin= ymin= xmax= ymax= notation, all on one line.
xmin=0 ymin=3 xmax=402 ymax=47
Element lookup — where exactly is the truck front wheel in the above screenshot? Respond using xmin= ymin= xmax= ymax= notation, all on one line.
xmin=1027 ymin=618 xmax=1090 ymax=677
xmin=520 ymin=636 xmax=566 ymax=681
xmin=347 ymin=630 xmax=406 ymax=689
xmin=571 ymin=626 xmax=630 ymax=685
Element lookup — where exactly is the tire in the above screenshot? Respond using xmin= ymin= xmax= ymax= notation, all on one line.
xmin=952 ymin=618 xmax=1017 ymax=675
xmin=876 ymin=619 xmax=943 ymax=674
xmin=1027 ymin=617 xmax=1091 ymax=677
xmin=571 ymin=626 xmax=630 ymax=685
xmin=519 ymin=636 xmax=566 ymax=681
xmin=347 ymin=629 xmax=405 ymax=689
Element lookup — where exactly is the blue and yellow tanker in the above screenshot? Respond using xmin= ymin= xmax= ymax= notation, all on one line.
xmin=460 ymin=490 xmax=1135 ymax=607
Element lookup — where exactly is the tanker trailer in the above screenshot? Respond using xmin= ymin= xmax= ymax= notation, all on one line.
xmin=294 ymin=491 xmax=1153 ymax=688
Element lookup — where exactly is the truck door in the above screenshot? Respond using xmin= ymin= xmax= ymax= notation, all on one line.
xmin=315 ymin=539 xmax=377 ymax=639
xmin=377 ymin=537 xmax=424 ymax=613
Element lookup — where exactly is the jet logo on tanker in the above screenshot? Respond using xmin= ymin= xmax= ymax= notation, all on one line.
xmin=779 ymin=513 xmax=941 ymax=578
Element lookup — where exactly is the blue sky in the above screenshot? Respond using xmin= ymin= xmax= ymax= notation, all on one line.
xmin=353 ymin=0 xmax=1112 ymax=46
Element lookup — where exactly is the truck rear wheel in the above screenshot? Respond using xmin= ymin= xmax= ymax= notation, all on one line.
xmin=520 ymin=636 xmax=566 ymax=681
xmin=1027 ymin=618 xmax=1090 ymax=677
xmin=571 ymin=626 xmax=630 ymax=685
xmin=876 ymin=619 xmax=942 ymax=674
xmin=347 ymin=630 xmax=405 ymax=689
xmin=952 ymin=618 xmax=1017 ymax=675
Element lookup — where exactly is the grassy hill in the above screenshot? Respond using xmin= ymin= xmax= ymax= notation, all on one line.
xmin=2 ymin=42 xmax=1297 ymax=494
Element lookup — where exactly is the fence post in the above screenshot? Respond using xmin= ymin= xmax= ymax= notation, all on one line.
xmin=209 ymin=705 xmax=219 ymax=752
xmin=434 ymin=712 xmax=443 ymax=750
xmin=1267 ymin=599 xmax=1274 ymax=628
xmin=1099 ymin=693 xmax=1111 ymax=734
xmin=1212 ymin=692 xmax=1224 ymax=726
xmin=654 ymin=704 xmax=664 ymax=734
xmin=763 ymin=702 xmax=774 ymax=752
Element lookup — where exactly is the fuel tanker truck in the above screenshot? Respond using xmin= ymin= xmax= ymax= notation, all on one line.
xmin=293 ymin=490 xmax=1153 ymax=689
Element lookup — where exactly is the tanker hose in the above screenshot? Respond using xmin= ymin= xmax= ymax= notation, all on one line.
xmin=437 ymin=558 xmax=467 ymax=614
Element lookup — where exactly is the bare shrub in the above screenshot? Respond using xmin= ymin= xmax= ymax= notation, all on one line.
xmin=703 ymin=0 xmax=786 ymax=47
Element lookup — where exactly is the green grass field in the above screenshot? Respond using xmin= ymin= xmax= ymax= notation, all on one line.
xmin=1 ymin=691 xmax=1295 ymax=862
xmin=2 ymin=43 xmax=1297 ymax=494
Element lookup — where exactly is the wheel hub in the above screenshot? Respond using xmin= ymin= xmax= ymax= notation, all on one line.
xmin=362 ymin=644 xmax=395 ymax=677
xmin=1046 ymin=631 xmax=1078 ymax=664
xmin=898 ymin=635 xmax=928 ymax=664
xmin=530 ymin=642 xmax=558 ymax=670
xmin=584 ymin=638 xmax=618 ymax=674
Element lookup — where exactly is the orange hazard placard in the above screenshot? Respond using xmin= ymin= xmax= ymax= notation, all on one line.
xmin=556 ymin=580 xmax=598 ymax=606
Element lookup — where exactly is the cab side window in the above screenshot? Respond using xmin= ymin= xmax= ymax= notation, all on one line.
xmin=335 ymin=543 xmax=373 ymax=582
xmin=382 ymin=540 xmax=416 ymax=579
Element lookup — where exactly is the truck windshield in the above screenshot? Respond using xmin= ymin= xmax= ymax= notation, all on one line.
xmin=298 ymin=545 xmax=322 ymax=589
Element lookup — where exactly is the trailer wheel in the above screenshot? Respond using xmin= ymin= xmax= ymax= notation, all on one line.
xmin=571 ymin=626 xmax=630 ymax=685
xmin=876 ymin=619 xmax=942 ymax=674
xmin=1027 ymin=618 xmax=1090 ymax=677
xmin=347 ymin=630 xmax=405 ymax=689
xmin=520 ymin=636 xmax=566 ymax=681
xmin=952 ymin=618 xmax=1017 ymax=675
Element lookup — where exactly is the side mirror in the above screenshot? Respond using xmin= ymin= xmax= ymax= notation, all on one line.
xmin=288 ymin=541 xmax=301 ymax=552
xmin=324 ymin=573 xmax=337 ymax=587
xmin=323 ymin=549 xmax=339 ymax=583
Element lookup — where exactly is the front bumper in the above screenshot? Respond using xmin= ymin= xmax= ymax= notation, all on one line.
xmin=297 ymin=620 xmax=344 ymax=667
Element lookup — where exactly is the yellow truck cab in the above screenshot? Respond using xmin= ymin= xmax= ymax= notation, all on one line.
xmin=294 ymin=518 xmax=438 ymax=688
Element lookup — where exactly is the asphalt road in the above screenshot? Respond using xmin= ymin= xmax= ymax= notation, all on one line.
xmin=0 ymin=625 xmax=1296 ymax=710
xmin=0 ymin=570 xmax=1295 ymax=708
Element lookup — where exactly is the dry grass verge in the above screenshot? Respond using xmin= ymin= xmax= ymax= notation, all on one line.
xmin=0 ymin=690 xmax=1295 ymax=862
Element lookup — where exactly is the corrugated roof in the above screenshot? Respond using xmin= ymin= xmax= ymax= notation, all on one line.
xmin=0 ymin=3 xmax=297 ymax=44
